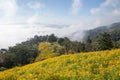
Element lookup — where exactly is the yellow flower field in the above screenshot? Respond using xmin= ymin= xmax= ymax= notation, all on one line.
xmin=0 ymin=49 xmax=120 ymax=80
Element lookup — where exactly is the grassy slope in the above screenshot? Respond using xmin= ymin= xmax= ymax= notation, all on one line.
xmin=0 ymin=49 xmax=120 ymax=80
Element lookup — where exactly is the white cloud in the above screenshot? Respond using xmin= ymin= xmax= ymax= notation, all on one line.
xmin=0 ymin=24 xmax=58 ymax=48
xmin=27 ymin=13 xmax=39 ymax=25
xmin=113 ymin=9 xmax=120 ymax=16
xmin=90 ymin=0 xmax=120 ymax=14
xmin=0 ymin=15 xmax=119 ymax=49
xmin=28 ymin=1 xmax=44 ymax=9
xmin=0 ymin=0 xmax=18 ymax=17
xmin=72 ymin=0 xmax=83 ymax=15
xmin=89 ymin=0 xmax=120 ymax=27
xmin=0 ymin=0 xmax=120 ymax=49
xmin=0 ymin=22 xmax=90 ymax=48
xmin=0 ymin=0 xmax=19 ymax=25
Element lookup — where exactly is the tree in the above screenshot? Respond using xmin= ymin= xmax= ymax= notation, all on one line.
xmin=3 ymin=54 xmax=15 ymax=68
xmin=113 ymin=40 xmax=120 ymax=48
xmin=52 ymin=43 xmax=65 ymax=55
xmin=57 ymin=37 xmax=71 ymax=54
xmin=8 ymin=45 xmax=35 ymax=66
xmin=62 ymin=37 xmax=71 ymax=54
xmin=95 ymin=32 xmax=113 ymax=50
xmin=71 ymin=41 xmax=85 ymax=53
xmin=0 ymin=52 xmax=5 ymax=67
xmin=0 ymin=49 xmax=8 ymax=68
xmin=85 ymin=36 xmax=93 ymax=52
xmin=0 ymin=49 xmax=7 ymax=54
xmin=47 ymin=34 xmax=57 ymax=43
xmin=57 ymin=38 xmax=65 ymax=45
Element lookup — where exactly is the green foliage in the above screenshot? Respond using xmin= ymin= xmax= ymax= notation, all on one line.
xmin=86 ymin=36 xmax=92 ymax=43
xmin=47 ymin=34 xmax=57 ymax=42
xmin=3 ymin=54 xmax=15 ymax=68
xmin=57 ymin=37 xmax=85 ymax=53
xmin=85 ymin=36 xmax=93 ymax=52
xmin=8 ymin=45 xmax=36 ymax=66
xmin=61 ymin=37 xmax=71 ymax=54
xmin=0 ymin=67 xmax=6 ymax=71
xmin=0 ymin=53 xmax=5 ymax=65
xmin=110 ymin=28 xmax=120 ymax=41
xmin=95 ymin=32 xmax=113 ymax=50
xmin=113 ymin=40 xmax=120 ymax=48
xmin=52 ymin=43 xmax=65 ymax=55
xmin=57 ymin=38 xmax=65 ymax=45
xmin=71 ymin=41 xmax=85 ymax=53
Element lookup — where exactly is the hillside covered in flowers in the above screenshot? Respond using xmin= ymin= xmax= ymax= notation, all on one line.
xmin=0 ymin=49 xmax=120 ymax=80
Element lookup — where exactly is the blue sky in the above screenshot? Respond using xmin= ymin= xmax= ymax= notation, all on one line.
xmin=0 ymin=0 xmax=107 ymax=25
xmin=0 ymin=0 xmax=120 ymax=48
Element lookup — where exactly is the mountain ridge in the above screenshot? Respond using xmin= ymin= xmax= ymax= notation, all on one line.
xmin=83 ymin=22 xmax=120 ymax=41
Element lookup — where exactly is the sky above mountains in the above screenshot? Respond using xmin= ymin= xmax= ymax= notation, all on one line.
xmin=0 ymin=0 xmax=120 ymax=48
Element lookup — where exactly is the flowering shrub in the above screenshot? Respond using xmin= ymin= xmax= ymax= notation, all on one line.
xmin=0 ymin=49 xmax=120 ymax=80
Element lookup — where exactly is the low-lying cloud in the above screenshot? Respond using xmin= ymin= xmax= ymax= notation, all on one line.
xmin=0 ymin=23 xmax=88 ymax=49
xmin=0 ymin=0 xmax=120 ymax=48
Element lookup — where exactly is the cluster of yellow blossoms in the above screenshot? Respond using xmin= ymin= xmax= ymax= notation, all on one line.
xmin=0 ymin=49 xmax=120 ymax=80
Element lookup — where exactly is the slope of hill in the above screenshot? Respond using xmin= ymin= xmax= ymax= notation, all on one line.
xmin=0 ymin=49 xmax=120 ymax=80
xmin=84 ymin=22 xmax=120 ymax=41
xmin=35 ymin=42 xmax=62 ymax=61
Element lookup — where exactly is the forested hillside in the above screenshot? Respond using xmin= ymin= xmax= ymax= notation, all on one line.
xmin=84 ymin=22 xmax=120 ymax=41
xmin=0 ymin=22 xmax=120 ymax=71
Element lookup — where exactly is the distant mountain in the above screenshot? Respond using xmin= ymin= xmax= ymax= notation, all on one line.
xmin=83 ymin=22 xmax=120 ymax=41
